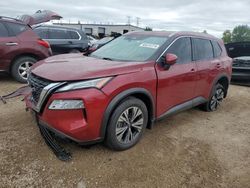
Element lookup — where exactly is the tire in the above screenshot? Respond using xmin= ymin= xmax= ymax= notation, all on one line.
xmin=105 ymin=97 xmax=148 ymax=151
xmin=201 ymin=83 xmax=225 ymax=112
xmin=11 ymin=56 xmax=37 ymax=83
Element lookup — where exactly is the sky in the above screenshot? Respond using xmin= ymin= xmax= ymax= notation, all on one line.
xmin=1 ymin=0 xmax=250 ymax=37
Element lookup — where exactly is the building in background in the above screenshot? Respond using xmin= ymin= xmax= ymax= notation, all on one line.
xmin=53 ymin=23 xmax=145 ymax=38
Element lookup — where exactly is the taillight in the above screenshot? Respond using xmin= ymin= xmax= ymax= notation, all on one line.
xmin=37 ymin=39 xmax=50 ymax=48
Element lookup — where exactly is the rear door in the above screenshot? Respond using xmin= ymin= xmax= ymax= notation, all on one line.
xmin=0 ymin=21 xmax=20 ymax=71
xmin=155 ymin=37 xmax=197 ymax=117
xmin=47 ymin=28 xmax=72 ymax=54
xmin=192 ymin=38 xmax=215 ymax=99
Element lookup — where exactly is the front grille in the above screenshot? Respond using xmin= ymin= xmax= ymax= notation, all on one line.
xmin=28 ymin=73 xmax=51 ymax=104
xmin=233 ymin=59 xmax=250 ymax=67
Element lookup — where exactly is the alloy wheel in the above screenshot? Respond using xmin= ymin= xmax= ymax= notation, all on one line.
xmin=18 ymin=61 xmax=33 ymax=80
xmin=115 ymin=106 xmax=144 ymax=144
xmin=210 ymin=88 xmax=224 ymax=111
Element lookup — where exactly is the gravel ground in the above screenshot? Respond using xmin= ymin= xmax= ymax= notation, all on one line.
xmin=0 ymin=73 xmax=250 ymax=188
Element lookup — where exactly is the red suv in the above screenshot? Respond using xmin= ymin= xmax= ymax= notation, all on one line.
xmin=0 ymin=10 xmax=61 ymax=82
xmin=0 ymin=16 xmax=52 ymax=82
xmin=26 ymin=31 xmax=232 ymax=151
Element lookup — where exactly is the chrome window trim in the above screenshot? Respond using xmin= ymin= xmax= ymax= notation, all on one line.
xmin=156 ymin=35 xmax=216 ymax=62
xmin=33 ymin=82 xmax=66 ymax=112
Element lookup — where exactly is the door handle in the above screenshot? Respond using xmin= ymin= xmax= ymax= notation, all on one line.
xmin=5 ymin=42 xmax=18 ymax=46
xmin=68 ymin=41 xmax=73 ymax=44
xmin=190 ymin=68 xmax=195 ymax=72
xmin=216 ymin=63 xmax=221 ymax=68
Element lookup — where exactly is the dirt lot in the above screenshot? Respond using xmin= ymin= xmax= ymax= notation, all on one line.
xmin=0 ymin=73 xmax=250 ymax=188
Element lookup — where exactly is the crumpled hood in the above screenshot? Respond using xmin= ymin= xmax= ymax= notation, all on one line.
xmin=31 ymin=53 xmax=145 ymax=81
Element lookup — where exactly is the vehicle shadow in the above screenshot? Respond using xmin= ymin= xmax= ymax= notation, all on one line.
xmin=0 ymin=72 xmax=15 ymax=82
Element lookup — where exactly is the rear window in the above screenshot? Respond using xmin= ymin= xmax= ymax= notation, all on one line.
xmin=48 ymin=29 xmax=71 ymax=39
xmin=212 ymin=41 xmax=222 ymax=57
xmin=34 ymin=28 xmax=48 ymax=39
xmin=6 ymin=22 xmax=27 ymax=36
xmin=0 ymin=22 xmax=9 ymax=37
xmin=193 ymin=38 xmax=213 ymax=61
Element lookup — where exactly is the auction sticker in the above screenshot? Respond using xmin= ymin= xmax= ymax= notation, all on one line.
xmin=139 ymin=43 xmax=160 ymax=49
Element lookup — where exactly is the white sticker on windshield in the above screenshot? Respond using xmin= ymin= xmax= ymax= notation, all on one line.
xmin=140 ymin=43 xmax=160 ymax=49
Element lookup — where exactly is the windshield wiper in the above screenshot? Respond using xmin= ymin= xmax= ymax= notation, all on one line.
xmin=102 ymin=57 xmax=113 ymax=61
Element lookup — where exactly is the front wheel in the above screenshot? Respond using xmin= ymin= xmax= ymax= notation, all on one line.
xmin=202 ymin=83 xmax=225 ymax=112
xmin=105 ymin=97 xmax=148 ymax=151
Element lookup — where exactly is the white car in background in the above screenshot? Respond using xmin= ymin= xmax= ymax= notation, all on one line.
xmin=87 ymin=35 xmax=98 ymax=45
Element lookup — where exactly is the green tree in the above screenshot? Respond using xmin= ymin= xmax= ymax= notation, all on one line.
xmin=231 ymin=25 xmax=250 ymax=42
xmin=145 ymin=27 xmax=153 ymax=31
xmin=222 ymin=30 xmax=232 ymax=43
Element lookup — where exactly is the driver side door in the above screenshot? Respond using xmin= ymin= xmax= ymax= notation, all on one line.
xmin=155 ymin=37 xmax=197 ymax=117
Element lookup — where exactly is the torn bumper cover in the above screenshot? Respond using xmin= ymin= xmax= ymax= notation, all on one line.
xmin=0 ymin=85 xmax=31 ymax=104
xmin=35 ymin=115 xmax=72 ymax=161
xmin=1 ymin=85 xmax=72 ymax=161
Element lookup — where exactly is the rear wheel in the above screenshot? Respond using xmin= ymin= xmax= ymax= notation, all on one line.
xmin=202 ymin=83 xmax=225 ymax=112
xmin=11 ymin=56 xmax=37 ymax=83
xmin=105 ymin=97 xmax=148 ymax=151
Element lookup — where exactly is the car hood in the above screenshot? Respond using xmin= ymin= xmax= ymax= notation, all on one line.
xmin=31 ymin=53 xmax=146 ymax=81
xmin=20 ymin=10 xmax=62 ymax=25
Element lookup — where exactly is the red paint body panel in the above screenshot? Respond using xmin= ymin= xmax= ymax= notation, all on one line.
xmin=31 ymin=54 xmax=149 ymax=81
xmin=155 ymin=62 xmax=197 ymax=116
xmin=40 ymin=88 xmax=109 ymax=141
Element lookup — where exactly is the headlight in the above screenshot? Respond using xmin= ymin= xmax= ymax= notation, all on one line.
xmin=49 ymin=100 xmax=84 ymax=110
xmin=57 ymin=77 xmax=113 ymax=92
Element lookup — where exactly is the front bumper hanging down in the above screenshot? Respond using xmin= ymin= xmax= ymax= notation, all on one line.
xmin=36 ymin=112 xmax=72 ymax=161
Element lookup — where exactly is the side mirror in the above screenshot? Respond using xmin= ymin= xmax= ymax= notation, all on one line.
xmin=165 ymin=53 xmax=178 ymax=66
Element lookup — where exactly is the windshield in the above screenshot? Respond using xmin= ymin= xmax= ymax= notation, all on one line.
xmin=91 ymin=35 xmax=168 ymax=61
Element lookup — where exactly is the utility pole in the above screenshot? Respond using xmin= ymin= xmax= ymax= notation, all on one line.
xmin=136 ymin=17 xmax=141 ymax=27
xmin=127 ymin=16 xmax=131 ymax=25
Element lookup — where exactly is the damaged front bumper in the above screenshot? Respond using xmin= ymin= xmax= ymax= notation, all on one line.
xmin=0 ymin=85 xmax=31 ymax=104
xmin=1 ymin=85 xmax=72 ymax=161
xmin=35 ymin=114 xmax=72 ymax=161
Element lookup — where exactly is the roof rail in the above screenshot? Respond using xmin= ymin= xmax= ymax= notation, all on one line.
xmin=0 ymin=16 xmax=22 ymax=22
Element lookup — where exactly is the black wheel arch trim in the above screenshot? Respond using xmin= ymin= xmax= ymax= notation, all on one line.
xmin=212 ymin=73 xmax=231 ymax=98
xmin=100 ymin=88 xmax=155 ymax=139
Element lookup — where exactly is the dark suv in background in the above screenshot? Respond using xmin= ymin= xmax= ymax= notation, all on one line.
xmin=33 ymin=25 xmax=89 ymax=54
xmin=0 ymin=16 xmax=52 ymax=82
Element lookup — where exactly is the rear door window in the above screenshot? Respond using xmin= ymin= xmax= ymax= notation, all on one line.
xmin=212 ymin=41 xmax=222 ymax=57
xmin=166 ymin=37 xmax=192 ymax=64
xmin=192 ymin=38 xmax=214 ymax=61
xmin=69 ymin=31 xmax=79 ymax=39
xmin=34 ymin=28 xmax=48 ymax=39
xmin=5 ymin=22 xmax=27 ymax=36
xmin=48 ymin=28 xmax=71 ymax=39
xmin=0 ymin=22 xmax=9 ymax=37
